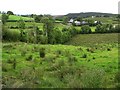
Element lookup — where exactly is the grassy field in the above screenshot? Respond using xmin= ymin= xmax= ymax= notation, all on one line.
xmin=2 ymin=33 xmax=119 ymax=88
xmin=8 ymin=15 xmax=34 ymax=21
xmin=65 ymin=33 xmax=119 ymax=47
xmin=84 ymin=17 xmax=117 ymax=24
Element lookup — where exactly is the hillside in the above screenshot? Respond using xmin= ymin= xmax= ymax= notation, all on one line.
xmin=2 ymin=41 xmax=118 ymax=88
xmin=54 ymin=12 xmax=117 ymax=19
xmin=66 ymin=12 xmax=117 ymax=18
xmin=8 ymin=15 xmax=34 ymax=21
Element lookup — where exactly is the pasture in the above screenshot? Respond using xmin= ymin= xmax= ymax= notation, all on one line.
xmin=2 ymin=33 xmax=119 ymax=88
xmin=2 ymin=14 xmax=119 ymax=88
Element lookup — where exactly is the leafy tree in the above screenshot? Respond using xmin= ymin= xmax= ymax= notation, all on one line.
xmin=76 ymin=16 xmax=82 ymax=22
xmin=87 ymin=19 xmax=95 ymax=26
xmin=63 ymin=16 xmax=69 ymax=25
xmin=18 ymin=19 xmax=27 ymax=42
xmin=2 ymin=13 xmax=8 ymax=24
xmin=41 ymin=16 xmax=55 ymax=44
xmin=7 ymin=11 xmax=14 ymax=15
xmin=54 ymin=28 xmax=62 ymax=44
xmin=18 ymin=19 xmax=25 ymax=29
xmin=34 ymin=15 xmax=43 ymax=23
xmin=81 ymin=25 xmax=91 ymax=34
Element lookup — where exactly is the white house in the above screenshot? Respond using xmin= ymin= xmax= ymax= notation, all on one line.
xmin=74 ymin=20 xmax=81 ymax=25
xmin=82 ymin=21 xmax=87 ymax=25
xmin=92 ymin=16 xmax=95 ymax=18
xmin=113 ymin=25 xmax=116 ymax=28
xmin=94 ymin=21 xmax=98 ymax=24
xmin=68 ymin=19 xmax=74 ymax=23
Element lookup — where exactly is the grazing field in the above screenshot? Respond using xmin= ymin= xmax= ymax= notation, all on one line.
xmin=2 ymin=33 xmax=119 ymax=88
xmin=65 ymin=33 xmax=119 ymax=47
xmin=84 ymin=17 xmax=117 ymax=24
xmin=2 ymin=12 xmax=119 ymax=88
xmin=8 ymin=15 xmax=34 ymax=21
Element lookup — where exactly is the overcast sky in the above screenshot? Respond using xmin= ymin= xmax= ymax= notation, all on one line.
xmin=0 ymin=0 xmax=119 ymax=15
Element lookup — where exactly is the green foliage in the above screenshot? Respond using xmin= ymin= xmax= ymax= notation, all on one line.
xmin=18 ymin=19 xmax=25 ymax=29
xmin=7 ymin=11 xmax=14 ymax=15
xmin=63 ymin=16 xmax=69 ymax=25
xmin=2 ymin=26 xmax=20 ymax=41
xmin=39 ymin=48 xmax=45 ymax=58
xmin=41 ymin=16 xmax=55 ymax=44
xmin=2 ymin=41 xmax=118 ymax=88
xmin=81 ymin=25 xmax=92 ymax=34
xmin=2 ymin=13 xmax=8 ymax=24
xmin=26 ymin=55 xmax=33 ymax=61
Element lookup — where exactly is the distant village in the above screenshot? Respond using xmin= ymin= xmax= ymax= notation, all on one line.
xmin=67 ymin=16 xmax=102 ymax=26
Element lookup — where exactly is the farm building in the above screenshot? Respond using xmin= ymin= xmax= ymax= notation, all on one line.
xmin=74 ymin=20 xmax=81 ymax=25
xmin=68 ymin=19 xmax=74 ymax=23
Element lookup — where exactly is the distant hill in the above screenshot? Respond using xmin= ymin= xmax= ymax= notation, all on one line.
xmin=7 ymin=15 xmax=34 ymax=22
xmin=54 ymin=12 xmax=117 ymax=19
xmin=66 ymin=12 xmax=117 ymax=18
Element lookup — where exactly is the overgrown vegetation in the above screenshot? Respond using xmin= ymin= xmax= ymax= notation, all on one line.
xmin=1 ymin=11 xmax=119 ymax=88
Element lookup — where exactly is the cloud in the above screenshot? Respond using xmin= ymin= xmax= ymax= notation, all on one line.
xmin=0 ymin=0 xmax=119 ymax=15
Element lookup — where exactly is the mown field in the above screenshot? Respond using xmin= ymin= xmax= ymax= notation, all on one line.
xmin=2 ymin=33 xmax=119 ymax=88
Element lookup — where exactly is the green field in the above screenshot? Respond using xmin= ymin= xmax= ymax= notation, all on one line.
xmin=2 ymin=33 xmax=119 ymax=88
xmin=65 ymin=33 xmax=119 ymax=47
xmin=84 ymin=17 xmax=117 ymax=24
xmin=8 ymin=15 xmax=34 ymax=21
xmin=2 ymin=13 xmax=119 ymax=88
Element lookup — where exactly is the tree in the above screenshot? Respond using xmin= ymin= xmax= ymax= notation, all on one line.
xmin=41 ymin=16 xmax=54 ymax=44
xmin=7 ymin=11 xmax=14 ymax=15
xmin=18 ymin=19 xmax=25 ymax=29
xmin=18 ymin=19 xmax=26 ymax=42
xmin=76 ymin=16 xmax=82 ymax=22
xmin=2 ymin=13 xmax=8 ymax=24
xmin=81 ymin=25 xmax=92 ymax=34
xmin=54 ymin=28 xmax=62 ymax=44
xmin=34 ymin=15 xmax=43 ymax=23
xmin=63 ymin=16 xmax=69 ymax=25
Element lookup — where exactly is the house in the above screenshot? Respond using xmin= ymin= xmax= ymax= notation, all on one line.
xmin=74 ymin=20 xmax=81 ymax=26
xmin=82 ymin=21 xmax=87 ymax=25
xmin=113 ymin=25 xmax=116 ymax=28
xmin=94 ymin=21 xmax=97 ymax=24
xmin=92 ymin=16 xmax=95 ymax=18
xmin=68 ymin=19 xmax=74 ymax=23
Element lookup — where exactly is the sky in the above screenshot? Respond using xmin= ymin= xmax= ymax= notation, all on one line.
xmin=0 ymin=0 xmax=119 ymax=15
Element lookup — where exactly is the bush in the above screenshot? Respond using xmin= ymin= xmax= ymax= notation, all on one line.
xmin=80 ymin=25 xmax=91 ymax=34
xmin=68 ymin=56 xmax=77 ymax=65
xmin=26 ymin=55 xmax=33 ymax=61
xmin=2 ymin=27 xmax=20 ymax=41
xmin=82 ymin=54 xmax=87 ymax=58
xmin=39 ymin=48 xmax=45 ymax=58
xmin=80 ymin=68 xmax=105 ymax=88
xmin=38 ymin=35 xmax=48 ymax=44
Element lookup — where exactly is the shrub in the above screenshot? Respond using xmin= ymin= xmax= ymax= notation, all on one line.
xmin=13 ymin=59 xmax=17 ymax=69
xmin=80 ymin=68 xmax=105 ymax=88
xmin=44 ymin=54 xmax=56 ymax=63
xmin=39 ymin=48 xmax=45 ymax=58
xmin=107 ymin=48 xmax=111 ymax=51
xmin=2 ymin=28 xmax=20 ymax=41
xmin=26 ymin=55 xmax=33 ymax=61
xmin=68 ymin=56 xmax=77 ymax=65
xmin=39 ymin=35 xmax=48 ymax=44
xmin=7 ymin=59 xmax=14 ymax=64
xmin=2 ymin=63 xmax=11 ymax=72
xmin=80 ymin=25 xmax=92 ymax=34
xmin=86 ymin=48 xmax=95 ymax=53
xmin=21 ymin=50 xmax=26 ymax=56
xmin=82 ymin=54 xmax=87 ymax=58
